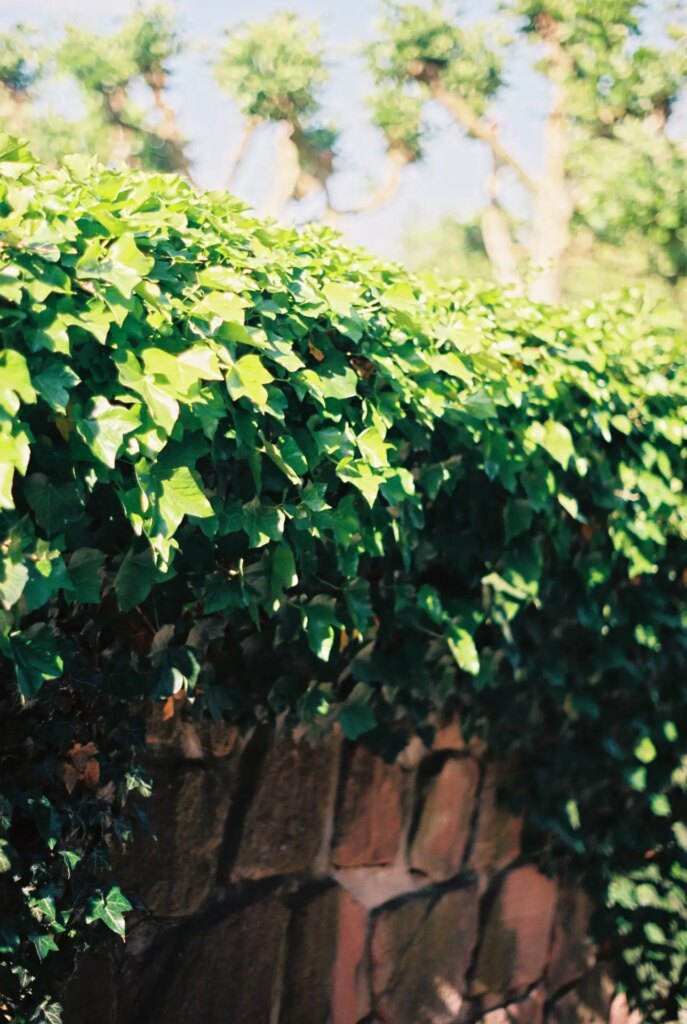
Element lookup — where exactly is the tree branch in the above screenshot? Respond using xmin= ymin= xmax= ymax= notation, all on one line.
xmin=430 ymin=81 xmax=538 ymax=194
xmin=226 ymin=115 xmax=260 ymax=188
xmin=330 ymin=146 xmax=409 ymax=218
xmin=480 ymin=163 xmax=523 ymax=289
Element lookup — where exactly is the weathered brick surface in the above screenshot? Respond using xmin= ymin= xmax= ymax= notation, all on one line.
xmin=332 ymin=889 xmax=370 ymax=1024
xmin=547 ymin=887 xmax=593 ymax=994
xmin=472 ymin=865 xmax=558 ymax=1002
xmin=479 ymin=986 xmax=546 ymax=1024
xmin=547 ymin=968 xmax=615 ymax=1024
xmin=469 ymin=762 xmax=523 ymax=881
xmin=138 ymin=897 xmax=289 ymax=1024
xmin=332 ymin=744 xmax=407 ymax=868
xmin=280 ymin=885 xmax=370 ymax=1024
xmin=409 ymin=755 xmax=480 ymax=881
xmin=116 ymin=759 xmax=236 ymax=917
xmin=65 ymin=731 xmax=622 ymax=1024
xmin=371 ymin=884 xmax=480 ymax=1024
xmin=232 ymin=733 xmax=339 ymax=880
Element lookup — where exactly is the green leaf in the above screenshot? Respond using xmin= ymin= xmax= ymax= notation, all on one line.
xmin=156 ymin=465 xmax=213 ymax=535
xmin=0 ymin=348 xmax=36 ymax=415
xmin=299 ymin=356 xmax=359 ymax=403
xmin=302 ymin=599 xmax=340 ymax=661
xmin=336 ymin=457 xmax=380 ymax=507
xmin=67 ymin=548 xmax=105 ymax=604
xmin=446 ymin=625 xmax=480 ymax=675
xmin=357 ymin=426 xmax=389 ymax=468
xmin=504 ymin=499 xmax=532 ymax=542
xmin=0 ymin=558 xmax=29 ymax=610
xmin=85 ymin=886 xmax=132 ymax=939
xmin=242 ymin=497 xmax=285 ymax=548
xmin=9 ymin=624 xmax=63 ymax=699
xmin=323 ymin=280 xmax=360 ymax=316
xmin=24 ymin=475 xmax=83 ymax=535
xmin=634 ymin=736 xmax=657 ymax=764
xmin=338 ymin=683 xmax=377 ymax=739
xmin=270 ymin=545 xmax=298 ymax=606
xmin=226 ymin=354 xmax=274 ymax=409
xmin=34 ymin=363 xmax=80 ymax=414
xmin=115 ymin=546 xmax=156 ymax=611
xmin=31 ymin=932 xmax=59 ymax=961
xmin=78 ymin=236 xmax=155 ymax=297
xmin=528 ymin=419 xmax=575 ymax=469
xmin=0 ymin=839 xmax=12 ymax=872
xmin=263 ymin=435 xmax=308 ymax=483
xmin=76 ymin=397 xmax=140 ymax=468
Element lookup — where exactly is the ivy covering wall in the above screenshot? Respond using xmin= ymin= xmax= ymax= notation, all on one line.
xmin=0 ymin=135 xmax=685 ymax=1023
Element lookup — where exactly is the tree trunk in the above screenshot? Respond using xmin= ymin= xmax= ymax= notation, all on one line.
xmin=480 ymin=161 xmax=522 ymax=289
xmin=528 ymin=26 xmax=574 ymax=305
xmin=261 ymin=121 xmax=300 ymax=219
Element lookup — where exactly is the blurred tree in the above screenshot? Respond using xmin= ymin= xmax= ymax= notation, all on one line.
xmin=214 ymin=12 xmax=425 ymax=221
xmin=58 ymin=5 xmax=190 ymax=174
xmin=0 ymin=26 xmax=45 ymax=137
xmin=0 ymin=6 xmax=190 ymax=175
xmin=215 ymin=12 xmax=336 ymax=216
xmin=370 ymin=0 xmax=687 ymax=304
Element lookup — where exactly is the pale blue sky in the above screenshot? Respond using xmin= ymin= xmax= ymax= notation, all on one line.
xmin=1 ymin=0 xmax=550 ymax=257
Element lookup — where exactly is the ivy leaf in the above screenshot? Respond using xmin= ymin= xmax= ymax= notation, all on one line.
xmin=115 ymin=547 xmax=156 ymax=611
xmin=85 ymin=886 xmax=132 ymax=938
xmin=446 ymin=625 xmax=480 ymax=675
xmin=76 ymin=397 xmax=140 ymax=468
xmin=0 ymin=558 xmax=29 ymax=610
xmin=24 ymin=475 xmax=83 ymax=536
xmin=322 ymin=280 xmax=360 ymax=316
xmin=9 ymin=624 xmax=63 ymax=699
xmin=34 ymin=363 xmax=80 ymax=414
xmin=78 ymin=236 xmax=154 ymax=297
xmin=270 ymin=545 xmax=298 ymax=606
xmin=336 ymin=458 xmax=380 ymax=507
xmin=31 ymin=932 xmax=59 ymax=961
xmin=0 ymin=348 xmax=36 ymax=415
xmin=634 ymin=736 xmax=657 ymax=764
xmin=302 ymin=599 xmax=340 ymax=661
xmin=504 ymin=499 xmax=533 ymax=542
xmin=242 ymin=497 xmax=285 ymax=548
xmin=357 ymin=426 xmax=389 ymax=468
xmin=226 ymin=354 xmax=274 ymax=409
xmin=67 ymin=548 xmax=105 ymax=604
xmin=156 ymin=465 xmax=213 ymax=535
xmin=338 ymin=683 xmax=377 ymax=740
xmin=263 ymin=435 xmax=308 ymax=483
xmin=528 ymin=419 xmax=575 ymax=469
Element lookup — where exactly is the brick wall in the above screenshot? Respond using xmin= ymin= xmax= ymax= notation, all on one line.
xmin=64 ymin=714 xmax=639 ymax=1024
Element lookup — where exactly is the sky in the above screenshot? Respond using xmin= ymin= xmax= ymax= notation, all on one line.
xmin=1 ymin=0 xmax=549 ymax=258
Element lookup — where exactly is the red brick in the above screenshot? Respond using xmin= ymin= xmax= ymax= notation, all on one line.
xmin=469 ymin=763 xmax=523 ymax=881
xmin=472 ymin=866 xmax=557 ymax=1002
xmin=547 ymin=887 xmax=594 ymax=994
xmin=332 ymin=890 xmax=371 ymax=1024
xmin=546 ymin=968 xmax=615 ymax=1024
xmin=481 ymin=986 xmax=545 ymax=1024
xmin=116 ymin=758 xmax=236 ymax=918
xmin=232 ymin=733 xmax=339 ymax=880
xmin=410 ymin=757 xmax=480 ymax=881
xmin=332 ymin=745 xmax=406 ymax=868
xmin=371 ymin=884 xmax=480 ymax=1024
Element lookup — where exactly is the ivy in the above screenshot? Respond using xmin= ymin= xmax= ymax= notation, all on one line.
xmin=0 ymin=134 xmax=686 ymax=1021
